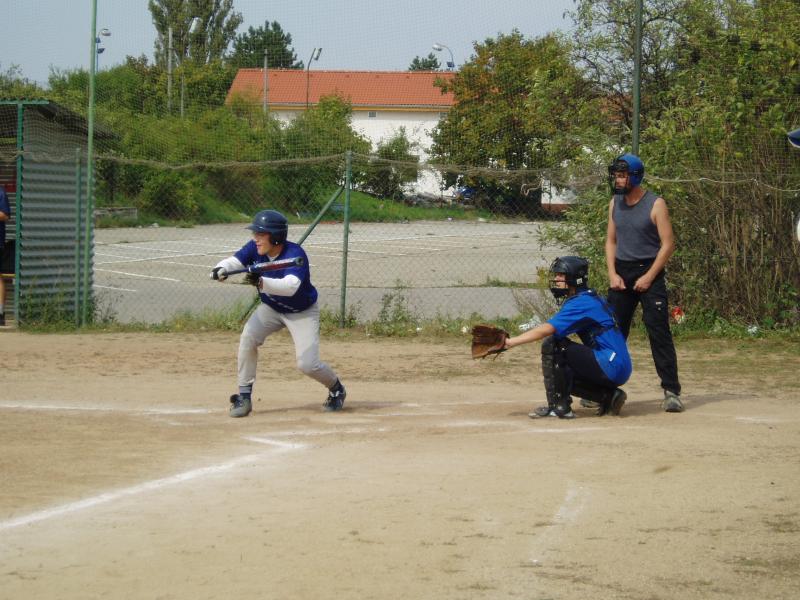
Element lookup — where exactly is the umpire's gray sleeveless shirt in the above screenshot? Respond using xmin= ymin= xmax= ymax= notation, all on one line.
xmin=613 ymin=190 xmax=661 ymax=261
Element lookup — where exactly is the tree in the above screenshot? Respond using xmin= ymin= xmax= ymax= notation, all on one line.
xmin=0 ymin=64 xmax=44 ymax=98
xmin=430 ymin=30 xmax=603 ymax=213
xmin=229 ymin=21 xmax=303 ymax=69
xmin=363 ymin=128 xmax=420 ymax=200
xmin=566 ymin=0 xmax=690 ymax=140
xmin=149 ymin=0 xmax=243 ymax=67
xmin=408 ymin=53 xmax=440 ymax=71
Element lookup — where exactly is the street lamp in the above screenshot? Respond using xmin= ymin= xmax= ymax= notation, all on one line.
xmin=180 ymin=17 xmax=202 ymax=118
xmin=305 ymin=47 xmax=322 ymax=109
xmin=432 ymin=43 xmax=455 ymax=70
xmin=95 ymin=27 xmax=111 ymax=71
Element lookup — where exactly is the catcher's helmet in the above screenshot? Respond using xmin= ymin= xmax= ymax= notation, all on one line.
xmin=247 ymin=209 xmax=288 ymax=245
xmin=608 ymin=153 xmax=645 ymax=194
xmin=549 ymin=256 xmax=589 ymax=300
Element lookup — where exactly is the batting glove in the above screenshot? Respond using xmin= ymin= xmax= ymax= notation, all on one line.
xmin=244 ymin=272 xmax=262 ymax=289
xmin=211 ymin=267 xmax=228 ymax=281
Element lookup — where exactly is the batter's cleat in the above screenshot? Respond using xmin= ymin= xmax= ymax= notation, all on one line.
xmin=598 ymin=388 xmax=627 ymax=416
xmin=229 ymin=394 xmax=252 ymax=418
xmin=324 ymin=381 xmax=346 ymax=412
xmin=528 ymin=405 xmax=576 ymax=419
xmin=663 ymin=390 xmax=684 ymax=413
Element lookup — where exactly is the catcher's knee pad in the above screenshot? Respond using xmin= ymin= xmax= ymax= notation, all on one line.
xmin=541 ymin=336 xmax=570 ymax=407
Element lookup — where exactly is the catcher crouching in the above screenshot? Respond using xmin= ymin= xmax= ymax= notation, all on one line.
xmin=479 ymin=256 xmax=632 ymax=419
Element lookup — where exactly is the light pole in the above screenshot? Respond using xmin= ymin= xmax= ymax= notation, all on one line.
xmin=84 ymin=0 xmax=100 ymax=325
xmin=432 ymin=43 xmax=455 ymax=70
xmin=263 ymin=46 xmax=269 ymax=114
xmin=180 ymin=17 xmax=202 ymax=118
xmin=167 ymin=26 xmax=173 ymax=113
xmin=305 ymin=47 xmax=322 ymax=109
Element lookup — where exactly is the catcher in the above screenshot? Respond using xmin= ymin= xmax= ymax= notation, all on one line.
xmin=474 ymin=256 xmax=632 ymax=419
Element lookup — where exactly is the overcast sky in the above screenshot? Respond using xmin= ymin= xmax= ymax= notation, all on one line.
xmin=5 ymin=1 xmax=577 ymax=86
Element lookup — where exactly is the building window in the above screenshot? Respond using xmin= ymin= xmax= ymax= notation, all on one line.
xmin=368 ymin=111 xmax=377 ymax=118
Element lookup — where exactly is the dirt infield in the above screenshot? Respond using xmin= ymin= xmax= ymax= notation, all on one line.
xmin=1 ymin=331 xmax=798 ymax=599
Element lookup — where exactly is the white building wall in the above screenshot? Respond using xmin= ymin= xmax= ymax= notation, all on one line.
xmin=271 ymin=107 xmax=449 ymax=197
xmin=270 ymin=108 xmax=443 ymax=157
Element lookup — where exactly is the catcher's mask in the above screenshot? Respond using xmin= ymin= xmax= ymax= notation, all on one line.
xmin=247 ymin=209 xmax=288 ymax=245
xmin=607 ymin=153 xmax=644 ymax=195
xmin=549 ymin=256 xmax=589 ymax=300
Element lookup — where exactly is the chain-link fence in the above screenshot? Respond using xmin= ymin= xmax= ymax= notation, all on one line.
xmin=89 ymin=153 xmax=568 ymax=325
xmin=3 ymin=1 xmax=799 ymax=328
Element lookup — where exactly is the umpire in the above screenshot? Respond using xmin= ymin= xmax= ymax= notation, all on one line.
xmin=605 ymin=154 xmax=683 ymax=412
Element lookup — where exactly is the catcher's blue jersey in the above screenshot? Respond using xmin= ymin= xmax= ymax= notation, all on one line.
xmin=234 ymin=240 xmax=317 ymax=313
xmin=547 ymin=290 xmax=632 ymax=384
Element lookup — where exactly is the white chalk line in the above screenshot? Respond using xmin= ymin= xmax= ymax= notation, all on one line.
xmin=528 ymin=483 xmax=590 ymax=565
xmin=256 ymin=427 xmax=391 ymax=438
xmin=0 ymin=402 xmax=212 ymax=415
xmin=94 ymin=269 xmax=180 ymax=282
xmin=93 ymin=284 xmax=138 ymax=292
xmin=0 ymin=452 xmax=267 ymax=532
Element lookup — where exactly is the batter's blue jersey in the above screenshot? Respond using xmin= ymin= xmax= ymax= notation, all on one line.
xmin=234 ymin=240 xmax=317 ymax=313
xmin=547 ymin=290 xmax=632 ymax=384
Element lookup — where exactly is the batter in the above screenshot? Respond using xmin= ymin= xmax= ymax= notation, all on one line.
xmin=211 ymin=209 xmax=346 ymax=418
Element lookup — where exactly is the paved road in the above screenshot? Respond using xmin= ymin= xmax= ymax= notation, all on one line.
xmin=93 ymin=220 xmax=566 ymax=324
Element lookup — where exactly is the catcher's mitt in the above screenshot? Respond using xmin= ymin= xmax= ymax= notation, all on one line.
xmin=471 ymin=324 xmax=509 ymax=359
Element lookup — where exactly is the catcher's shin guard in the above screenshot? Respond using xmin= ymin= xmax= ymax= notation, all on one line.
xmin=541 ymin=336 xmax=572 ymax=413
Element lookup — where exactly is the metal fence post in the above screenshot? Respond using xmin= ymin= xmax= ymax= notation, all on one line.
xmin=74 ymin=148 xmax=84 ymax=325
xmin=339 ymin=151 xmax=352 ymax=327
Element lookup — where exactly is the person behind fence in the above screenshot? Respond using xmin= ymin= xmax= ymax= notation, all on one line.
xmin=0 ymin=185 xmax=11 ymax=326
xmin=605 ymin=153 xmax=683 ymax=413
xmin=503 ymin=256 xmax=632 ymax=419
xmin=210 ymin=209 xmax=346 ymax=418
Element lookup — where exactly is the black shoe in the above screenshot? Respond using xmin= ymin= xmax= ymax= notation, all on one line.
xmin=597 ymin=388 xmax=626 ymax=416
xmin=0 ymin=313 xmax=5 ymax=326
xmin=528 ymin=405 xmax=552 ymax=419
xmin=229 ymin=394 xmax=252 ymax=418
xmin=324 ymin=381 xmax=346 ymax=412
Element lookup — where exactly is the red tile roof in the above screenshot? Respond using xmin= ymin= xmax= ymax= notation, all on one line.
xmin=227 ymin=69 xmax=455 ymax=109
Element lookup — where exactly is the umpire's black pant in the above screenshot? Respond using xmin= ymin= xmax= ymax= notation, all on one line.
xmin=607 ymin=259 xmax=681 ymax=395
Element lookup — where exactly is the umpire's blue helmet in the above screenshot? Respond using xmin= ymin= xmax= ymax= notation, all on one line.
xmin=247 ymin=209 xmax=288 ymax=245
xmin=608 ymin=153 xmax=645 ymax=193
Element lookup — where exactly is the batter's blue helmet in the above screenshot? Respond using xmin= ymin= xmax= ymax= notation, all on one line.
xmin=247 ymin=209 xmax=288 ymax=245
xmin=608 ymin=153 xmax=645 ymax=192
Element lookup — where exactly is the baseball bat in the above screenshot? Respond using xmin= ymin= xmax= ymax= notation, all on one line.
xmin=226 ymin=256 xmax=304 ymax=276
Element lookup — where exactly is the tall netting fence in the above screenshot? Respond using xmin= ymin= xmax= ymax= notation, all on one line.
xmin=3 ymin=0 xmax=800 ymax=328
xmin=87 ymin=153 xmax=574 ymax=325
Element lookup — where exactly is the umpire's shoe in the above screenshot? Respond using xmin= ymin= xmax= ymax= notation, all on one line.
xmin=324 ymin=380 xmax=346 ymax=412
xmin=229 ymin=394 xmax=252 ymax=418
xmin=663 ymin=390 xmax=684 ymax=413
